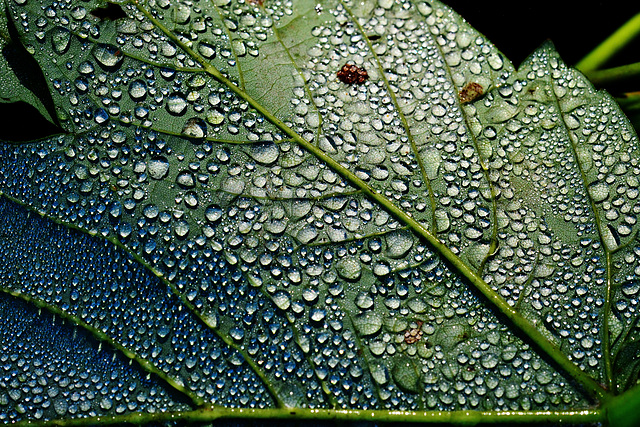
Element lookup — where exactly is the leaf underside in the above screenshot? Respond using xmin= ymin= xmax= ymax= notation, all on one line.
xmin=1 ymin=0 xmax=640 ymax=424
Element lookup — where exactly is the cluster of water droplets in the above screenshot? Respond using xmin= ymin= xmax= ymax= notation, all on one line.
xmin=0 ymin=199 xmax=275 ymax=422
xmin=4 ymin=0 xmax=640 ymax=417
xmin=0 ymin=290 xmax=189 ymax=422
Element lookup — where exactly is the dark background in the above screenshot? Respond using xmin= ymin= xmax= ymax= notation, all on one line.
xmin=446 ymin=0 xmax=640 ymax=68
xmin=2 ymin=0 xmax=640 ymax=141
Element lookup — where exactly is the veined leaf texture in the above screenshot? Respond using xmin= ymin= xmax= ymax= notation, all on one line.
xmin=1 ymin=0 xmax=640 ymax=424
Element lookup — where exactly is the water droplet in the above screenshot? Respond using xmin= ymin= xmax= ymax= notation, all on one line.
xmin=369 ymin=364 xmax=389 ymax=385
xmin=588 ymin=181 xmax=610 ymax=203
xmin=392 ymin=357 xmax=420 ymax=393
xmin=205 ymin=205 xmax=222 ymax=222
xmin=175 ymin=220 xmax=190 ymax=237
xmin=92 ymin=44 xmax=123 ymax=68
xmin=128 ymin=79 xmax=147 ymax=101
xmin=51 ymin=27 xmax=71 ymax=54
xmin=385 ymin=230 xmax=414 ymax=258
xmin=272 ymin=291 xmax=291 ymax=310
xmin=352 ymin=312 xmax=382 ymax=336
xmin=176 ymin=171 xmax=196 ymax=188
xmin=167 ymin=92 xmax=187 ymax=115
xmin=198 ymin=41 xmax=216 ymax=58
xmin=148 ymin=157 xmax=170 ymax=180
xmin=182 ymin=118 xmax=207 ymax=138
xmin=247 ymin=142 xmax=279 ymax=165
xmin=206 ymin=109 xmax=225 ymax=125
xmin=335 ymin=257 xmax=362 ymax=280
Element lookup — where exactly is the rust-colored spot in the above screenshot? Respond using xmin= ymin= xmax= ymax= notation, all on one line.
xmin=247 ymin=0 xmax=265 ymax=5
xmin=459 ymin=82 xmax=484 ymax=104
xmin=337 ymin=63 xmax=368 ymax=85
xmin=404 ymin=320 xmax=423 ymax=344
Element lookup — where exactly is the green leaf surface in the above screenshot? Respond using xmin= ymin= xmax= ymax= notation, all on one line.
xmin=0 ymin=3 xmax=58 ymax=125
xmin=2 ymin=0 xmax=640 ymax=424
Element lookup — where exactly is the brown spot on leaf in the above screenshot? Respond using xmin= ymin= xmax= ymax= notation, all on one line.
xmin=247 ymin=0 xmax=265 ymax=5
xmin=459 ymin=82 xmax=484 ymax=104
xmin=404 ymin=320 xmax=423 ymax=344
xmin=337 ymin=63 xmax=368 ymax=85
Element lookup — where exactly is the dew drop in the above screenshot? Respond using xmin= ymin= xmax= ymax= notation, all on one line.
xmin=335 ymin=257 xmax=362 ymax=281
xmin=588 ymin=181 xmax=610 ymax=203
xmin=148 ymin=157 xmax=170 ymax=180
xmin=167 ymin=92 xmax=187 ymax=115
xmin=176 ymin=171 xmax=196 ymax=188
xmin=205 ymin=205 xmax=223 ymax=222
xmin=92 ymin=44 xmax=123 ymax=68
xmin=182 ymin=118 xmax=207 ymax=139
xmin=352 ymin=312 xmax=383 ymax=336
xmin=272 ymin=291 xmax=291 ymax=310
xmin=51 ymin=27 xmax=71 ymax=54
xmin=385 ymin=230 xmax=414 ymax=258
xmin=128 ymin=79 xmax=147 ymax=101
xmin=392 ymin=357 xmax=420 ymax=393
xmin=247 ymin=141 xmax=279 ymax=165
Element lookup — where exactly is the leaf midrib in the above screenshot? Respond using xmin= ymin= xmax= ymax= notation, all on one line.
xmin=133 ymin=0 xmax=610 ymax=402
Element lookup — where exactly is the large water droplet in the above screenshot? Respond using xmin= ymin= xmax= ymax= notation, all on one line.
xmin=247 ymin=142 xmax=279 ymax=165
xmin=392 ymin=357 xmax=420 ymax=393
xmin=167 ymin=92 xmax=187 ymax=115
xmin=182 ymin=118 xmax=207 ymax=138
xmin=92 ymin=44 xmax=124 ymax=68
xmin=176 ymin=171 xmax=196 ymax=188
xmin=588 ymin=181 xmax=610 ymax=203
xmin=128 ymin=79 xmax=147 ymax=101
xmin=148 ymin=157 xmax=170 ymax=180
xmin=352 ymin=312 xmax=382 ymax=336
xmin=51 ymin=27 xmax=71 ymax=54
xmin=335 ymin=257 xmax=362 ymax=280
xmin=385 ymin=230 xmax=414 ymax=258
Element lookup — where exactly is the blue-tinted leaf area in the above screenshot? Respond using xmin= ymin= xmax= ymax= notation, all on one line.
xmin=0 ymin=197 xmax=274 ymax=423
xmin=0 ymin=132 xmax=362 ymax=410
xmin=0 ymin=288 xmax=187 ymax=422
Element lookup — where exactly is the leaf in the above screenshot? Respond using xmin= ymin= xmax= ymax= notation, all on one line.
xmin=0 ymin=3 xmax=58 ymax=126
xmin=1 ymin=0 xmax=640 ymax=424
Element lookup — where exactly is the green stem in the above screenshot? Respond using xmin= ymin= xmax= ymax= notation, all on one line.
xmin=11 ymin=407 xmax=605 ymax=426
xmin=576 ymin=12 xmax=640 ymax=72
xmin=582 ymin=62 xmax=640 ymax=87
xmin=605 ymin=383 xmax=640 ymax=427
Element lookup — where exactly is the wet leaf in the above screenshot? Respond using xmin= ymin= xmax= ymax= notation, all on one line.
xmin=1 ymin=0 xmax=640 ymax=424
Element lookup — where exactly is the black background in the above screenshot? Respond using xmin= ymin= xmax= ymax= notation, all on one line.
xmin=445 ymin=0 xmax=640 ymax=68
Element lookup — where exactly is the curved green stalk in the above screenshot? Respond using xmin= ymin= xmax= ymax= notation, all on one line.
xmin=605 ymin=382 xmax=640 ymax=427
xmin=132 ymin=0 xmax=609 ymax=403
xmin=583 ymin=62 xmax=640 ymax=87
xmin=10 ymin=407 xmax=605 ymax=426
xmin=576 ymin=12 xmax=640 ymax=72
